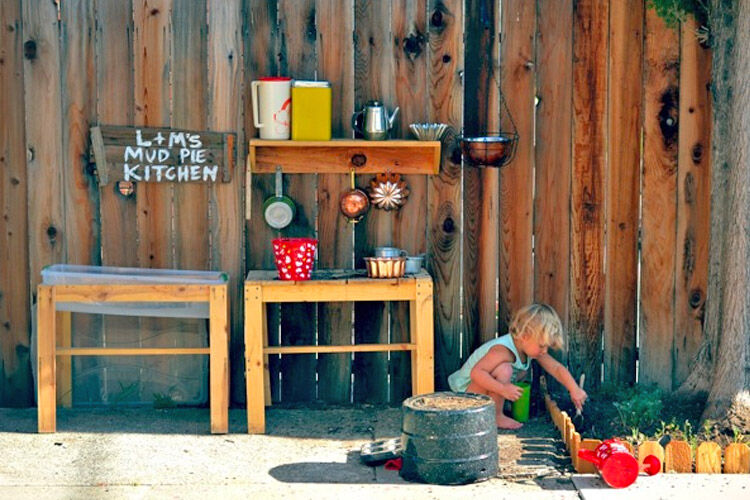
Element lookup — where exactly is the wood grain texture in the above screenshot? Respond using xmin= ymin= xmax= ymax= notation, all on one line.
xmin=463 ymin=0 xmax=499 ymax=354
xmin=172 ymin=0 xmax=209 ymax=271
xmin=352 ymin=0 xmax=394 ymax=404
xmin=60 ymin=0 xmax=103 ymax=405
xmin=569 ymin=0 xmax=608 ymax=386
xmin=498 ymin=0 xmax=534 ymax=334
xmin=0 ymin=0 xmax=32 ymax=406
xmin=170 ymin=0 xmax=210 ymax=404
xmin=695 ymin=441 xmax=722 ymax=473
xmin=390 ymin=0 xmax=429 ymax=402
xmin=535 ymin=0 xmax=572 ymax=376
xmin=133 ymin=0 xmax=174 ymax=405
xmin=604 ymin=0 xmax=642 ymax=385
xmin=673 ymin=18 xmax=711 ymax=389
xmin=208 ymin=0 xmax=245 ymax=404
xmin=664 ymin=440 xmax=693 ymax=472
xmin=244 ymin=0 xmax=280 ymax=404
xmin=316 ymin=0 xmax=355 ymax=404
xmin=723 ymin=443 xmax=750 ymax=473
xmin=278 ymin=0 xmax=318 ymax=403
xmin=23 ymin=0 xmax=65 ymax=291
xmin=133 ymin=0 xmax=173 ymax=269
xmin=250 ymin=140 xmax=440 ymax=173
xmin=640 ymin=8 xmax=679 ymax=389
xmin=427 ymin=0 xmax=462 ymax=391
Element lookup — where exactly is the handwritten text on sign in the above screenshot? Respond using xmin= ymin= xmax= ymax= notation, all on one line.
xmin=89 ymin=125 xmax=236 ymax=185
xmin=123 ymin=129 xmax=218 ymax=182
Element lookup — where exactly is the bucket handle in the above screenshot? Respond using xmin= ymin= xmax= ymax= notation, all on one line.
xmin=577 ymin=449 xmax=601 ymax=467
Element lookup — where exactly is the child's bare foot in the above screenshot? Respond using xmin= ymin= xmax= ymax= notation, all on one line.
xmin=496 ymin=415 xmax=523 ymax=429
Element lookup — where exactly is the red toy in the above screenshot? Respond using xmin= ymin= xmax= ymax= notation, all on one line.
xmin=577 ymin=438 xmax=661 ymax=488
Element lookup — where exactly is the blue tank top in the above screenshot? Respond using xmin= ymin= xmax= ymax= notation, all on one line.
xmin=447 ymin=334 xmax=530 ymax=392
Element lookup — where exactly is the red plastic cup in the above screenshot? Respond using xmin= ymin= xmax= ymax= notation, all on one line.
xmin=272 ymin=238 xmax=317 ymax=281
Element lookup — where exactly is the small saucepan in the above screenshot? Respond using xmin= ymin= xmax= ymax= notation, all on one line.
xmin=263 ymin=168 xmax=295 ymax=230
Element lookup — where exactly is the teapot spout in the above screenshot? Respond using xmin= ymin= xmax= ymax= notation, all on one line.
xmin=387 ymin=106 xmax=400 ymax=129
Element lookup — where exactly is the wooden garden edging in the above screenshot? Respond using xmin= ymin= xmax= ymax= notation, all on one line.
xmin=544 ymin=394 xmax=750 ymax=474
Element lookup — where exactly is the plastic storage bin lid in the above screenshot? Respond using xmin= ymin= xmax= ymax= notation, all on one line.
xmin=40 ymin=265 xmax=228 ymax=319
xmin=41 ymin=264 xmax=228 ymax=285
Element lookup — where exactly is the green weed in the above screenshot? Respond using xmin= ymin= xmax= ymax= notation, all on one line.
xmin=613 ymin=385 xmax=664 ymax=431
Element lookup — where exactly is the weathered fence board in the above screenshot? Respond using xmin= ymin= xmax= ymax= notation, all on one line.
xmin=23 ymin=0 xmax=65 ymax=296
xmin=353 ymin=0 xmax=394 ymax=404
xmin=427 ymin=0 xmax=463 ymax=390
xmin=244 ymin=0 xmax=280 ymax=404
xmin=498 ymin=0 xmax=534 ymax=334
xmin=207 ymin=0 xmax=245 ymax=404
xmin=534 ymin=0 xmax=572 ymax=336
xmin=640 ymin=9 xmax=679 ymax=389
xmin=673 ymin=18 xmax=712 ymax=389
xmin=61 ymin=0 xmax=104 ymax=405
xmin=463 ymin=0 xmax=499 ymax=352
xmin=569 ymin=0 xmax=608 ymax=387
xmin=171 ymin=0 xmax=210 ymax=402
xmin=604 ymin=0 xmax=642 ymax=385
xmin=390 ymin=0 xmax=428 ymax=403
xmin=278 ymin=0 xmax=318 ymax=403
xmin=95 ymin=0 xmax=140 ymax=405
xmin=0 ymin=0 xmax=32 ymax=406
xmin=316 ymin=0 xmax=355 ymax=404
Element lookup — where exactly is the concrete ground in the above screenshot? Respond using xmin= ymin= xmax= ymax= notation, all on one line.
xmin=0 ymin=406 xmax=747 ymax=499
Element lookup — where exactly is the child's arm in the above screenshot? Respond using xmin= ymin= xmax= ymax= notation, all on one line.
xmin=536 ymin=353 xmax=587 ymax=410
xmin=469 ymin=346 xmax=524 ymax=401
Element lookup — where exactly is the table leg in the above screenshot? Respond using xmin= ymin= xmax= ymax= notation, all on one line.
xmin=37 ymin=285 xmax=56 ymax=433
xmin=245 ymin=284 xmax=265 ymax=433
xmin=56 ymin=311 xmax=72 ymax=407
xmin=209 ymin=285 xmax=229 ymax=434
xmin=262 ymin=303 xmax=271 ymax=406
xmin=411 ymin=278 xmax=434 ymax=396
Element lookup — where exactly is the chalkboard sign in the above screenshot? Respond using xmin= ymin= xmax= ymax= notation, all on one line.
xmin=90 ymin=125 xmax=236 ymax=185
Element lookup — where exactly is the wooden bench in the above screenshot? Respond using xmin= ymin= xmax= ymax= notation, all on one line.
xmin=244 ymin=269 xmax=435 ymax=433
xmin=36 ymin=265 xmax=229 ymax=434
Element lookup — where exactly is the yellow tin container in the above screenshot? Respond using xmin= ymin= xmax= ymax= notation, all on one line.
xmin=291 ymin=80 xmax=332 ymax=141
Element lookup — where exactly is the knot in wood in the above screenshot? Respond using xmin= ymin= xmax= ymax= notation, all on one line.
xmin=350 ymin=153 xmax=367 ymax=167
xmin=23 ymin=40 xmax=36 ymax=60
xmin=689 ymin=289 xmax=703 ymax=308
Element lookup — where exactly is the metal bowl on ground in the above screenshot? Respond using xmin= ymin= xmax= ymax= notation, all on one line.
xmin=458 ymin=133 xmax=518 ymax=167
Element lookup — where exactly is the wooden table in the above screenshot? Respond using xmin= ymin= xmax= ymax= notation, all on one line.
xmin=244 ymin=269 xmax=435 ymax=433
xmin=36 ymin=277 xmax=229 ymax=434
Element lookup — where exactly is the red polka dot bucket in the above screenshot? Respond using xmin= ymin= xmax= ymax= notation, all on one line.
xmin=272 ymin=238 xmax=317 ymax=281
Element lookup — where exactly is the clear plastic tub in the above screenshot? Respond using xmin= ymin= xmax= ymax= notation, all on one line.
xmin=41 ymin=264 xmax=228 ymax=319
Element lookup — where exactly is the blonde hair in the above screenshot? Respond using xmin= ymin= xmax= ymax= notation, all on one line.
xmin=508 ymin=303 xmax=564 ymax=350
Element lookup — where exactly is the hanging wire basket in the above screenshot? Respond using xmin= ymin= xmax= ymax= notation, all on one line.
xmin=458 ymin=93 xmax=519 ymax=168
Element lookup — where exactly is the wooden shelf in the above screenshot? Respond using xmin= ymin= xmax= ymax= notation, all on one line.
xmin=248 ymin=139 xmax=441 ymax=174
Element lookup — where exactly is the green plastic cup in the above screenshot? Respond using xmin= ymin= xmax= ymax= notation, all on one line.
xmin=511 ymin=381 xmax=531 ymax=422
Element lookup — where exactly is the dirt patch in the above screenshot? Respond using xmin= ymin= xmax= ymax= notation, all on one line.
xmin=409 ymin=394 xmax=490 ymax=410
xmin=552 ymin=385 xmax=750 ymax=449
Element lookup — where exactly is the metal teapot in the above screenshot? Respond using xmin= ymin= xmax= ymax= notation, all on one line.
xmin=352 ymin=100 xmax=400 ymax=140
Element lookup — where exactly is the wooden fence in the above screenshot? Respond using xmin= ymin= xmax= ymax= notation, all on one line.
xmin=0 ymin=0 xmax=711 ymax=407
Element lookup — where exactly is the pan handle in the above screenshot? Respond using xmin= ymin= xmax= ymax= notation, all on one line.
xmin=275 ymin=166 xmax=283 ymax=198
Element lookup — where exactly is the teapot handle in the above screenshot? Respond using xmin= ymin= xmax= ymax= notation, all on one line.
xmin=351 ymin=110 xmax=364 ymax=136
